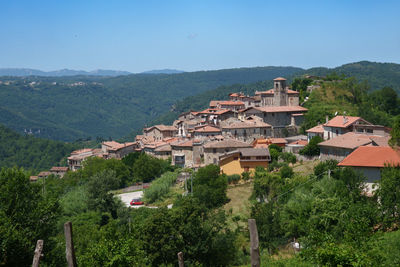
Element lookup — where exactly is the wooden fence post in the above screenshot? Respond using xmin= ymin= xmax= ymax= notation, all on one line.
xmin=248 ymin=219 xmax=260 ymax=267
xmin=177 ymin=251 xmax=184 ymax=267
xmin=64 ymin=221 xmax=77 ymax=267
xmin=32 ymin=239 xmax=43 ymax=267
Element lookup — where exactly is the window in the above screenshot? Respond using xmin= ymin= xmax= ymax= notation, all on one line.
xmin=253 ymin=129 xmax=256 ymax=134
xmin=233 ymin=157 xmax=239 ymax=160
xmin=336 ymin=129 xmax=339 ymax=135
xmin=213 ymin=158 xmax=217 ymax=164
xmin=264 ymin=129 xmax=267 ymax=135
xmin=213 ymin=148 xmax=217 ymax=153
xmin=357 ymin=128 xmax=363 ymax=133
xmin=366 ymin=129 xmax=373 ymax=133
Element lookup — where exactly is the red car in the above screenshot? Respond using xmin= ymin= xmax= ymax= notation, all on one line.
xmin=130 ymin=198 xmax=144 ymax=206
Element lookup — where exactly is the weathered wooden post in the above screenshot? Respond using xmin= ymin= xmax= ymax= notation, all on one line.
xmin=177 ymin=251 xmax=184 ymax=267
xmin=32 ymin=239 xmax=44 ymax=267
xmin=248 ymin=219 xmax=260 ymax=267
xmin=64 ymin=221 xmax=77 ymax=267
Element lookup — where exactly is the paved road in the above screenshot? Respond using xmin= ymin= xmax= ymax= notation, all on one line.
xmin=117 ymin=191 xmax=144 ymax=208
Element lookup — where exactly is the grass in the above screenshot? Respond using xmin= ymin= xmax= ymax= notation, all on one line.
xmin=224 ymin=181 xmax=254 ymax=229
xmin=292 ymin=160 xmax=320 ymax=176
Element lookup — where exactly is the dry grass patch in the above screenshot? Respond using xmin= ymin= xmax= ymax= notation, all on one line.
xmin=292 ymin=160 xmax=320 ymax=176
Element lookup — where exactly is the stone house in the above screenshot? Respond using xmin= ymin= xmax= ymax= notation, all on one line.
xmin=143 ymin=125 xmax=178 ymax=141
xmin=203 ymin=139 xmax=252 ymax=165
xmin=68 ymin=148 xmax=102 ymax=171
xmin=209 ymin=100 xmax=245 ymax=111
xmin=306 ymin=124 xmax=324 ymax=142
xmin=219 ymin=148 xmax=271 ymax=175
xmin=171 ymin=139 xmax=203 ymax=168
xmin=285 ymin=140 xmax=308 ymax=154
xmin=193 ymin=125 xmax=222 ymax=139
xmin=239 ymin=106 xmax=307 ymax=128
xmin=198 ymin=108 xmax=236 ymax=125
xmin=221 ymin=120 xmax=272 ymax=142
xmin=50 ymin=166 xmax=69 ymax=178
xmin=101 ymin=141 xmax=137 ymax=159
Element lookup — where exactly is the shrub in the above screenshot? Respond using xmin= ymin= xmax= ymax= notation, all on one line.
xmin=241 ymin=171 xmax=251 ymax=181
xmin=143 ymin=171 xmax=178 ymax=203
xmin=280 ymin=152 xmax=297 ymax=164
xmin=269 ymin=144 xmax=283 ymax=152
xmin=300 ymin=136 xmax=323 ymax=156
xmin=227 ymin=174 xmax=241 ymax=184
xmin=279 ymin=164 xmax=294 ymax=178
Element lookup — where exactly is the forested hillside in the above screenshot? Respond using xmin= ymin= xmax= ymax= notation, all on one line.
xmin=0 ymin=66 xmax=301 ymax=141
xmin=0 ymin=124 xmax=77 ymax=172
xmin=152 ymin=61 xmax=400 ymax=129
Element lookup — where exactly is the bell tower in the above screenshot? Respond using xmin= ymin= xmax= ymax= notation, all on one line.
xmin=273 ymin=77 xmax=287 ymax=106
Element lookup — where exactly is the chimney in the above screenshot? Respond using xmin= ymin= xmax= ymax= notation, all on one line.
xmin=343 ymin=116 xmax=348 ymax=125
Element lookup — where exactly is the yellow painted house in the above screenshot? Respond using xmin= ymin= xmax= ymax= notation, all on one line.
xmin=219 ymin=148 xmax=270 ymax=175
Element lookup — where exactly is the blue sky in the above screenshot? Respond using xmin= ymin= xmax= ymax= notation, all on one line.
xmin=1 ymin=0 xmax=399 ymax=72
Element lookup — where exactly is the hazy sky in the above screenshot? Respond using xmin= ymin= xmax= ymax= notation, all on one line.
xmin=1 ymin=0 xmax=399 ymax=72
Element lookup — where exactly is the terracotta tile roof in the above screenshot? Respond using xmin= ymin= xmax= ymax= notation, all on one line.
xmin=274 ymin=77 xmax=287 ymax=81
xmin=30 ymin=176 xmax=38 ymax=181
xmin=229 ymin=93 xmax=240 ymax=97
xmin=171 ymin=140 xmax=195 ymax=147
xmin=71 ymin=148 xmax=92 ymax=155
xmin=50 ymin=166 xmax=69 ymax=172
xmin=239 ymin=148 xmax=270 ymax=157
xmin=370 ymin=136 xmax=390 ymax=147
xmin=194 ymin=125 xmax=221 ymax=133
xmin=154 ymin=144 xmax=172 ymax=152
xmin=222 ymin=120 xmax=271 ymax=129
xmin=338 ymin=146 xmax=400 ymax=168
xmin=323 ymin=116 xmax=369 ymax=128
xmin=210 ymin=100 xmax=245 ymax=107
xmin=255 ymin=88 xmax=299 ymax=95
xmin=288 ymin=140 xmax=308 ymax=146
xmin=203 ymin=139 xmax=251 ymax=149
xmin=306 ymin=124 xmax=324 ymax=133
xmin=199 ymin=108 xmax=232 ymax=115
xmin=318 ymin=132 xmax=373 ymax=149
xmin=252 ymin=106 xmax=307 ymax=113
xmin=103 ymin=141 xmax=136 ymax=150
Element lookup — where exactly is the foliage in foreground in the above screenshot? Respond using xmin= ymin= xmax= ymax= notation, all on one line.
xmin=143 ymin=171 xmax=179 ymax=203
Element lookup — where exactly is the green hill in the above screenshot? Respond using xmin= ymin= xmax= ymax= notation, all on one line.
xmin=0 ymin=124 xmax=78 ymax=172
xmin=0 ymin=66 xmax=302 ymax=141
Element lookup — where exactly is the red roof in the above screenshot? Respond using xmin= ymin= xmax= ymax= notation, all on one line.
xmin=253 ymin=106 xmax=308 ymax=113
xmin=324 ymin=116 xmax=368 ymax=128
xmin=288 ymin=140 xmax=308 ymax=146
xmin=210 ymin=100 xmax=245 ymax=107
xmin=194 ymin=125 xmax=221 ymax=133
xmin=256 ymin=88 xmax=299 ymax=95
xmin=306 ymin=124 xmax=324 ymax=133
xmin=338 ymin=146 xmax=400 ymax=168
xmin=199 ymin=108 xmax=232 ymax=115
xmin=274 ymin=77 xmax=287 ymax=81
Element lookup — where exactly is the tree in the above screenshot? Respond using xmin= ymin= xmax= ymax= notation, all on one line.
xmin=389 ymin=115 xmax=400 ymax=148
xmin=300 ymin=136 xmax=323 ymax=156
xmin=376 ymin=166 xmax=400 ymax=227
xmin=192 ymin=165 xmax=228 ymax=208
xmin=0 ymin=167 xmax=60 ymax=266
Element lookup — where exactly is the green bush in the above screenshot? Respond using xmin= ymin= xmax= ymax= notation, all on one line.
xmin=227 ymin=174 xmax=241 ymax=184
xmin=299 ymin=136 xmax=323 ymax=156
xmin=279 ymin=164 xmax=294 ymax=179
xmin=143 ymin=171 xmax=178 ymax=203
xmin=241 ymin=171 xmax=251 ymax=181
xmin=279 ymin=152 xmax=297 ymax=164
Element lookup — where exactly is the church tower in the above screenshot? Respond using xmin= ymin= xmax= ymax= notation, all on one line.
xmin=273 ymin=77 xmax=287 ymax=106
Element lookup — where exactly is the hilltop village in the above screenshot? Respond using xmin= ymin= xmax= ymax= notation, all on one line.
xmin=33 ymin=76 xmax=398 ymax=191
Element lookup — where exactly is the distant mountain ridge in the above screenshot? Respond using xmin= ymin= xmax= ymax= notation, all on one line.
xmin=0 ymin=68 xmax=132 ymax=77
xmin=141 ymin=69 xmax=185 ymax=74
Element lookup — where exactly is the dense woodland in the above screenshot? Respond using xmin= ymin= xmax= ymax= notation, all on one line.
xmin=0 ymin=66 xmax=301 ymax=141
xmin=1 ymin=148 xmax=400 ymax=266
xmin=1 ymin=61 xmax=400 ymax=142
xmin=0 ymin=124 xmax=78 ymax=172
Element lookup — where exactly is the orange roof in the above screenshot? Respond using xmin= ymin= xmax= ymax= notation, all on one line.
xmin=338 ymin=146 xmax=400 ymax=168
xmin=194 ymin=125 xmax=221 ymax=133
xmin=103 ymin=141 xmax=135 ymax=150
xmin=145 ymin=125 xmax=177 ymax=132
xmin=210 ymin=100 xmax=245 ymax=107
xmin=306 ymin=124 xmax=324 ymax=133
xmin=288 ymin=140 xmax=308 ymax=146
xmin=252 ymin=138 xmax=287 ymax=148
xmin=274 ymin=77 xmax=287 ymax=81
xmin=253 ymin=106 xmax=307 ymax=113
xmin=256 ymin=88 xmax=299 ymax=95
xmin=324 ymin=116 xmax=368 ymax=128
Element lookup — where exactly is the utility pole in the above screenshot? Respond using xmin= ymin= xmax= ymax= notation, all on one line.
xmin=328 ymin=169 xmax=331 ymax=179
xmin=248 ymin=219 xmax=260 ymax=267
